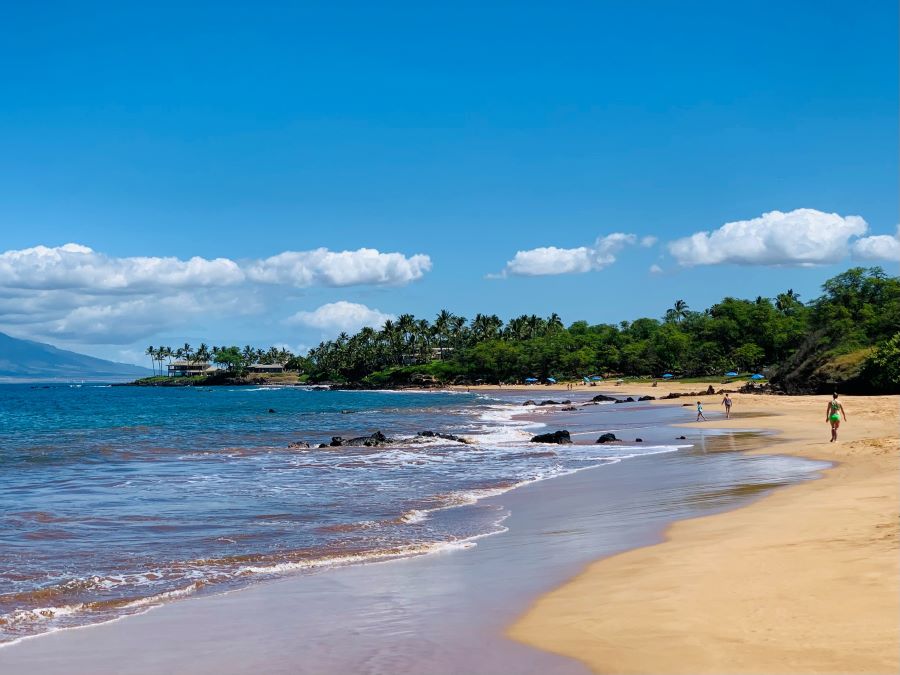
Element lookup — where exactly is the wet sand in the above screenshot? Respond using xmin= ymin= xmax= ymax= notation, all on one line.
xmin=509 ymin=391 xmax=900 ymax=674
xmin=0 ymin=395 xmax=827 ymax=674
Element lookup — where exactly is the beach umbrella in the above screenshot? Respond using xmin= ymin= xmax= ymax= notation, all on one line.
xmin=546 ymin=377 xmax=557 ymax=383
xmin=590 ymin=375 xmax=603 ymax=381
xmin=725 ymin=371 xmax=738 ymax=377
xmin=662 ymin=373 xmax=674 ymax=379
xmin=750 ymin=373 xmax=765 ymax=380
xmin=524 ymin=377 xmax=538 ymax=383
xmin=583 ymin=377 xmax=590 ymax=383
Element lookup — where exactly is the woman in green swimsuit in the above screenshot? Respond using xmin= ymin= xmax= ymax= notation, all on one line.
xmin=826 ymin=393 xmax=847 ymax=442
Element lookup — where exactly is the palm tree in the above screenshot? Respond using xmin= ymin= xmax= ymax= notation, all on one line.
xmin=145 ymin=346 xmax=156 ymax=376
xmin=546 ymin=313 xmax=564 ymax=332
xmin=195 ymin=343 xmax=211 ymax=369
xmin=672 ymin=299 xmax=689 ymax=323
xmin=435 ymin=309 xmax=452 ymax=359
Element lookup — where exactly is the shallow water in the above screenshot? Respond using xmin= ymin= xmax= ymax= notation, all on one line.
xmin=0 ymin=384 xmax=691 ymax=643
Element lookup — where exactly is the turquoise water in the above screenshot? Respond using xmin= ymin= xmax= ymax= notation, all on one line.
xmin=0 ymin=384 xmax=692 ymax=643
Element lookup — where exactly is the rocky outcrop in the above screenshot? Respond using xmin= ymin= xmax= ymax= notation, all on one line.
xmin=530 ymin=430 xmax=572 ymax=444
xmin=638 ymin=395 xmax=656 ymax=401
xmin=561 ymin=406 xmax=577 ymax=411
xmin=287 ymin=441 xmax=310 ymax=449
xmin=330 ymin=431 xmax=391 ymax=447
xmin=591 ymin=394 xmax=619 ymax=402
xmin=614 ymin=396 xmax=635 ymax=404
xmin=522 ymin=400 xmax=537 ymax=406
xmin=596 ymin=433 xmax=618 ymax=443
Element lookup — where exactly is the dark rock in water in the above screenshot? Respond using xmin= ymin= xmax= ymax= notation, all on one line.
xmin=342 ymin=431 xmax=391 ymax=447
xmin=706 ymin=385 xmax=716 ymax=395
xmin=312 ymin=386 xmax=329 ymax=391
xmin=537 ymin=400 xmax=560 ymax=406
xmin=561 ymin=400 xmax=571 ymax=405
xmin=330 ymin=436 xmax=344 ymax=446
xmin=522 ymin=400 xmax=537 ymax=406
xmin=341 ymin=409 xmax=354 ymax=414
xmin=561 ymin=406 xmax=577 ymax=411
xmin=682 ymin=403 xmax=691 ymax=406
xmin=596 ymin=433 xmax=618 ymax=444
xmin=530 ymin=430 xmax=572 ymax=444
xmin=614 ymin=396 xmax=635 ymax=404
xmin=591 ymin=394 xmax=619 ymax=402
xmin=638 ymin=395 xmax=656 ymax=401
xmin=268 ymin=408 xmax=276 ymax=414
xmin=419 ymin=430 xmax=436 ymax=437
xmin=661 ymin=392 xmax=681 ymax=399
xmin=288 ymin=441 xmax=310 ymax=449
xmin=635 ymin=438 xmax=643 ymax=442
xmin=318 ymin=443 xmax=329 ymax=448
xmin=677 ymin=435 xmax=687 ymax=440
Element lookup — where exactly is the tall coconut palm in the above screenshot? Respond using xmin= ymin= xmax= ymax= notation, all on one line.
xmin=434 ymin=309 xmax=452 ymax=359
xmin=672 ymin=299 xmax=689 ymax=323
xmin=145 ymin=346 xmax=156 ymax=376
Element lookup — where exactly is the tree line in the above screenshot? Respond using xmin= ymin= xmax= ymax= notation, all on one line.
xmin=302 ymin=267 xmax=900 ymax=392
xmin=144 ymin=343 xmax=298 ymax=376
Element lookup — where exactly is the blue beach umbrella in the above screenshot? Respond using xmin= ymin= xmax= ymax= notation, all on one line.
xmin=725 ymin=371 xmax=738 ymax=377
xmin=662 ymin=373 xmax=674 ymax=379
xmin=590 ymin=375 xmax=603 ymax=381
xmin=750 ymin=373 xmax=765 ymax=380
xmin=524 ymin=377 xmax=539 ymax=383
xmin=583 ymin=377 xmax=591 ymax=383
xmin=546 ymin=377 xmax=557 ymax=383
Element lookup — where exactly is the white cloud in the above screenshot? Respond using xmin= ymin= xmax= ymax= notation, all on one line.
xmin=640 ymin=236 xmax=658 ymax=247
xmin=852 ymin=225 xmax=900 ymax=263
xmin=668 ymin=208 xmax=868 ymax=267
xmin=649 ymin=264 xmax=664 ymax=274
xmin=496 ymin=233 xmax=638 ymax=277
xmin=0 ymin=243 xmax=430 ymax=344
xmin=246 ymin=248 xmax=432 ymax=287
xmin=0 ymin=243 xmax=245 ymax=291
xmin=286 ymin=301 xmax=395 ymax=336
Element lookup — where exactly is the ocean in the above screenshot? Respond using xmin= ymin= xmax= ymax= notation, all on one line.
xmin=0 ymin=384 xmax=820 ymax=646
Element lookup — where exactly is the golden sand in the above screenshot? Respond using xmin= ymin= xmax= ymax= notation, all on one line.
xmin=506 ymin=388 xmax=899 ymax=674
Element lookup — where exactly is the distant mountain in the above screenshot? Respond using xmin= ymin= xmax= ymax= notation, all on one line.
xmin=0 ymin=332 xmax=152 ymax=381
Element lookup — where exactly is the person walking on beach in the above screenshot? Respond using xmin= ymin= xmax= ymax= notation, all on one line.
xmin=721 ymin=394 xmax=733 ymax=419
xmin=826 ymin=393 xmax=847 ymax=442
xmin=696 ymin=400 xmax=706 ymax=422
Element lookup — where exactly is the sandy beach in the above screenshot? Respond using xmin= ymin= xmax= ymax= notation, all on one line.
xmin=508 ymin=385 xmax=900 ymax=674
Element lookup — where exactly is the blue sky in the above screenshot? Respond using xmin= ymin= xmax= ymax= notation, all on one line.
xmin=0 ymin=1 xmax=897 ymax=363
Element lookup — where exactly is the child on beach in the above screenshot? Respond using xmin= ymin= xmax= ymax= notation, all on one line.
xmin=696 ymin=401 xmax=706 ymax=422
xmin=721 ymin=394 xmax=732 ymax=419
xmin=826 ymin=393 xmax=847 ymax=442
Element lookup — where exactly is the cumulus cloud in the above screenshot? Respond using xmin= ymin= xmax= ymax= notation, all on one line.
xmin=640 ymin=236 xmax=658 ymax=247
xmin=286 ymin=301 xmax=395 ymax=335
xmin=496 ymin=233 xmax=638 ymax=277
xmin=0 ymin=243 xmax=244 ymax=292
xmin=649 ymin=264 xmax=664 ymax=274
xmin=852 ymin=225 xmax=900 ymax=263
xmin=668 ymin=209 xmax=868 ymax=267
xmin=0 ymin=243 xmax=430 ymax=344
xmin=246 ymin=248 xmax=432 ymax=287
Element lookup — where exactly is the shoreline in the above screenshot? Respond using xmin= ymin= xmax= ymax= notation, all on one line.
xmin=0 ymin=390 xmax=829 ymax=673
xmin=508 ymin=389 xmax=900 ymax=674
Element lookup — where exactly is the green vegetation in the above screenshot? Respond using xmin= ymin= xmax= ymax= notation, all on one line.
xmin=303 ymin=267 xmax=900 ymax=394
xmin=143 ymin=343 xmax=300 ymax=377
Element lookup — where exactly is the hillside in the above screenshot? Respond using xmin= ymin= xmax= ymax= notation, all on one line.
xmin=0 ymin=332 xmax=152 ymax=381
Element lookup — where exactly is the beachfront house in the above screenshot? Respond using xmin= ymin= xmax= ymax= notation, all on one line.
xmin=247 ymin=363 xmax=286 ymax=374
xmin=167 ymin=360 xmax=218 ymax=377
